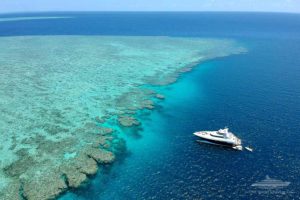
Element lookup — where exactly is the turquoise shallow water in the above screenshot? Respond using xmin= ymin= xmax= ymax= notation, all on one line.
xmin=1 ymin=12 xmax=300 ymax=199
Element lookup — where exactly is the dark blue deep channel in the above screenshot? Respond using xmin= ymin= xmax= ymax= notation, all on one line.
xmin=1 ymin=12 xmax=300 ymax=199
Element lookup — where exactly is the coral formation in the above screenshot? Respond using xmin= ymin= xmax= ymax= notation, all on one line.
xmin=118 ymin=116 xmax=141 ymax=127
xmin=155 ymin=94 xmax=165 ymax=100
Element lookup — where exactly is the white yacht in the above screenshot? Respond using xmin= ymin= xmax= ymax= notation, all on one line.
xmin=193 ymin=127 xmax=243 ymax=150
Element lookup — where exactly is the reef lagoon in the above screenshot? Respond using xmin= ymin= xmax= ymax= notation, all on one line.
xmin=1 ymin=12 xmax=300 ymax=200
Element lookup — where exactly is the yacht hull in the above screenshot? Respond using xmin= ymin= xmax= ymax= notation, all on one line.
xmin=197 ymin=137 xmax=235 ymax=147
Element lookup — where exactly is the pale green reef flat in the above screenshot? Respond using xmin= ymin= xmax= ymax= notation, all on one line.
xmin=0 ymin=36 xmax=245 ymax=200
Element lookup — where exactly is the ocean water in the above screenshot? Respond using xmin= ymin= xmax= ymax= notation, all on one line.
xmin=1 ymin=12 xmax=300 ymax=199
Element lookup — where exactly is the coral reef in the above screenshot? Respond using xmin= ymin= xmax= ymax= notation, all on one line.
xmin=118 ymin=116 xmax=141 ymax=127
xmin=21 ymin=172 xmax=68 ymax=200
xmin=155 ymin=94 xmax=165 ymax=100
xmin=0 ymin=36 xmax=245 ymax=199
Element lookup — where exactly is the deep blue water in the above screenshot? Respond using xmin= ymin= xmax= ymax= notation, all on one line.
xmin=1 ymin=12 xmax=300 ymax=39
xmin=1 ymin=12 xmax=300 ymax=199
